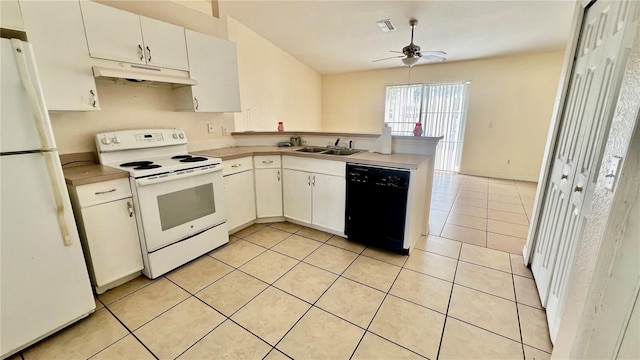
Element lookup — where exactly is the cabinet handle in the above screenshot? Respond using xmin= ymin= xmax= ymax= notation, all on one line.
xmin=94 ymin=188 xmax=116 ymax=195
xmin=231 ymin=164 xmax=242 ymax=168
xmin=307 ymin=175 xmax=311 ymax=186
xmin=90 ymin=89 xmax=97 ymax=108
xmin=574 ymin=186 xmax=583 ymax=193
xmin=262 ymin=160 xmax=274 ymax=164
xmin=138 ymin=44 xmax=144 ymax=61
xmin=194 ymin=97 xmax=199 ymax=110
xmin=561 ymin=174 xmax=568 ymax=180
xmin=312 ymin=175 xmax=316 ymax=186
xmin=277 ymin=170 xmax=281 ymax=181
xmin=127 ymin=201 xmax=134 ymax=217
xmin=146 ymin=46 xmax=151 ymax=62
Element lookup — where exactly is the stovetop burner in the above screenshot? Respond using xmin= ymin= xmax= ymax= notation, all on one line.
xmin=180 ymin=157 xmax=208 ymax=163
xmin=121 ymin=161 xmax=154 ymax=167
xmin=134 ymin=164 xmax=162 ymax=170
xmin=171 ymin=155 xmax=192 ymax=160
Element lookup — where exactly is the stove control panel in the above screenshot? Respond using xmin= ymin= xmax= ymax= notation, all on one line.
xmin=96 ymin=129 xmax=188 ymax=152
xmin=135 ymin=133 xmax=164 ymax=142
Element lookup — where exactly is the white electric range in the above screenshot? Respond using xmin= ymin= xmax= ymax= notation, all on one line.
xmin=96 ymin=129 xmax=228 ymax=278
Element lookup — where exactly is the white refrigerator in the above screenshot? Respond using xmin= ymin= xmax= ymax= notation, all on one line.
xmin=1 ymin=38 xmax=95 ymax=358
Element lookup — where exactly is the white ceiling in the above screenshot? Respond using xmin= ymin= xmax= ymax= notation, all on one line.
xmin=221 ymin=0 xmax=577 ymax=75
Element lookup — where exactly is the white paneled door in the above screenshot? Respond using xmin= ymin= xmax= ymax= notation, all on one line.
xmin=531 ymin=0 xmax=636 ymax=342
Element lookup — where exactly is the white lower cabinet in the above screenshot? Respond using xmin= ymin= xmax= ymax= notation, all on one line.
xmin=282 ymin=156 xmax=346 ymax=234
xmin=283 ymin=169 xmax=313 ymax=224
xmin=223 ymin=157 xmax=256 ymax=232
xmin=254 ymin=155 xmax=283 ymax=218
xmin=67 ymin=178 xmax=143 ymax=294
xmin=311 ymin=173 xmax=346 ymax=233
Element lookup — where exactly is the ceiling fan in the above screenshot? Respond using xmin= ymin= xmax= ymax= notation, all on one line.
xmin=373 ymin=19 xmax=447 ymax=67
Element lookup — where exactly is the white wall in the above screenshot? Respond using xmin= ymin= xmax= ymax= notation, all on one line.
xmin=226 ymin=16 xmax=322 ymax=132
xmin=321 ymin=51 xmax=565 ymax=180
xmin=50 ymin=0 xmax=234 ymax=154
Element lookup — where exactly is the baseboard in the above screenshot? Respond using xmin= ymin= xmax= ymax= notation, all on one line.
xmin=458 ymin=171 xmax=539 ymax=183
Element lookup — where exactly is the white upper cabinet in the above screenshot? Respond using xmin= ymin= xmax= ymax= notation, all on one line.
xmin=1 ymin=0 xmax=24 ymax=31
xmin=80 ymin=1 xmax=188 ymax=70
xmin=175 ymin=29 xmax=241 ymax=112
xmin=20 ymin=0 xmax=100 ymax=111
xmin=139 ymin=16 xmax=189 ymax=70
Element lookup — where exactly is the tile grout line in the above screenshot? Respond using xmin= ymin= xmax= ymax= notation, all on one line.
xmin=348 ymin=255 xmax=427 ymax=360
xmin=510 ymin=257 xmax=527 ymax=360
xmin=270 ymin=245 xmax=364 ymax=356
xmin=435 ymin=238 xmax=463 ymax=360
xmin=96 ymin=302 xmax=161 ymax=360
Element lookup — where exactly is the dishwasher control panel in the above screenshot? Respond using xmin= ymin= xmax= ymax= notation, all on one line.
xmin=347 ymin=165 xmax=409 ymax=188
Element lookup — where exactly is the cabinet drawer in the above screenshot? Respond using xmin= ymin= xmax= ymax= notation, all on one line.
xmin=75 ymin=178 xmax=132 ymax=207
xmin=254 ymin=155 xmax=281 ymax=169
xmin=282 ymin=156 xmax=345 ymax=177
xmin=223 ymin=157 xmax=253 ymax=176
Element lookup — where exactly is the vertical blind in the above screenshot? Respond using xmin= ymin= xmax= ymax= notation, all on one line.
xmin=385 ymin=81 xmax=470 ymax=172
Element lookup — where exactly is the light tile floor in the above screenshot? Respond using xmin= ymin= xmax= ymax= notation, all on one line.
xmin=13 ymin=172 xmax=552 ymax=360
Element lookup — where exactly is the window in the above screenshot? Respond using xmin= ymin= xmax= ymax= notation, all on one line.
xmin=385 ymin=81 xmax=470 ymax=172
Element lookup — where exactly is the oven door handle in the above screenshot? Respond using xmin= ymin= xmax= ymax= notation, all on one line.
xmin=135 ymin=166 xmax=222 ymax=187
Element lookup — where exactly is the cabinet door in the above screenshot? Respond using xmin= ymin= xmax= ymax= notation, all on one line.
xmin=139 ymin=16 xmax=188 ymax=70
xmin=224 ymin=170 xmax=256 ymax=231
xmin=282 ymin=169 xmax=312 ymax=224
xmin=80 ymin=1 xmax=145 ymax=65
xmin=255 ymin=168 xmax=283 ymax=218
xmin=20 ymin=0 xmax=99 ymax=111
xmin=82 ymin=198 xmax=142 ymax=287
xmin=183 ymin=29 xmax=241 ymax=112
xmin=312 ymin=173 xmax=346 ymax=233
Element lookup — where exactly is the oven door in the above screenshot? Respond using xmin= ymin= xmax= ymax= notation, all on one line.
xmin=134 ymin=166 xmax=225 ymax=252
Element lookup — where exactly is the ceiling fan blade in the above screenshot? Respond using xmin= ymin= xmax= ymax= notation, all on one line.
xmin=421 ymin=50 xmax=447 ymax=55
xmin=372 ymin=55 xmax=404 ymax=63
xmin=422 ymin=54 xmax=446 ymax=62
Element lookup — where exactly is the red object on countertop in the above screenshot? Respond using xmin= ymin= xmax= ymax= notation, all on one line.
xmin=277 ymin=122 xmax=284 ymax=132
xmin=413 ymin=122 xmax=423 ymax=136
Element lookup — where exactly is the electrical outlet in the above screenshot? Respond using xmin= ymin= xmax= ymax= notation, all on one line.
xmin=301 ymin=139 xmax=307 ymax=145
xmin=222 ymin=126 xmax=229 ymax=136
xmin=207 ymin=123 xmax=215 ymax=134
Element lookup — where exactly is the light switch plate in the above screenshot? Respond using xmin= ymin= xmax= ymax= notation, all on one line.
xmin=604 ymin=156 xmax=622 ymax=191
xmin=207 ymin=123 xmax=215 ymax=134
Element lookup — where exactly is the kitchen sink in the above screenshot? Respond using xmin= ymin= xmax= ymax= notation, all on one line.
xmin=295 ymin=146 xmax=364 ymax=156
xmin=322 ymin=149 xmax=363 ymax=156
xmin=295 ymin=147 xmax=329 ymax=153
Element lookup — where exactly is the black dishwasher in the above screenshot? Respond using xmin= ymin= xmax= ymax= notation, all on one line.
xmin=345 ymin=164 xmax=410 ymax=254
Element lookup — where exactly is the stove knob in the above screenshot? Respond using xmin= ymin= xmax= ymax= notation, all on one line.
xmin=101 ymin=137 xmax=111 ymax=145
xmin=178 ymin=133 xmax=185 ymax=139
xmin=112 ymin=136 xmax=121 ymax=144
xmin=172 ymin=133 xmax=179 ymax=139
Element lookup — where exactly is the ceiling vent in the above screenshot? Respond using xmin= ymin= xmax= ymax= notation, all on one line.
xmin=376 ymin=19 xmax=396 ymax=32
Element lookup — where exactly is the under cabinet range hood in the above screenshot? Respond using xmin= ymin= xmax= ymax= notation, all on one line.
xmin=92 ymin=61 xmax=197 ymax=87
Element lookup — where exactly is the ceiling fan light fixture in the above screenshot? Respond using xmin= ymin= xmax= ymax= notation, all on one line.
xmin=402 ymin=57 xmax=420 ymax=67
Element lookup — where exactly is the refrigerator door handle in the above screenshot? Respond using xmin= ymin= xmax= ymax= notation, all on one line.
xmin=11 ymin=39 xmax=54 ymax=150
xmin=43 ymin=152 xmax=73 ymax=245
xmin=12 ymin=39 xmax=72 ymax=246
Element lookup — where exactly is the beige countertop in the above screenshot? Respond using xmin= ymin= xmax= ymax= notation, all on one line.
xmin=63 ymin=164 xmax=129 ymax=186
xmin=195 ymin=146 xmax=430 ymax=169
xmin=63 ymin=146 xmax=430 ymax=186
